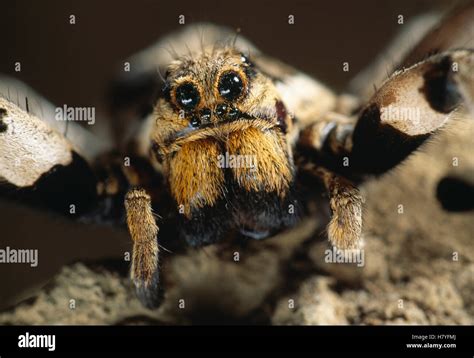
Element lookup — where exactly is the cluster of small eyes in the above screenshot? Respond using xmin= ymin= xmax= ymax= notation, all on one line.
xmin=171 ymin=62 xmax=248 ymax=127
xmin=190 ymin=103 xmax=243 ymax=127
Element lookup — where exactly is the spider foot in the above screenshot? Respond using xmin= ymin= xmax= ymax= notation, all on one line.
xmin=125 ymin=188 xmax=164 ymax=309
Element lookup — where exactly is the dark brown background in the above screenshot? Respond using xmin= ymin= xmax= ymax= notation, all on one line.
xmin=0 ymin=0 xmax=449 ymax=309
xmin=1 ymin=0 xmax=448 ymax=108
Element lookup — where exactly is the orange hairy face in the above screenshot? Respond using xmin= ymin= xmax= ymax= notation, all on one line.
xmin=150 ymin=46 xmax=297 ymax=245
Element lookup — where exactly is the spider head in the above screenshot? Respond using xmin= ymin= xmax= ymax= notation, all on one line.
xmin=150 ymin=46 xmax=297 ymax=245
xmin=156 ymin=47 xmax=290 ymax=131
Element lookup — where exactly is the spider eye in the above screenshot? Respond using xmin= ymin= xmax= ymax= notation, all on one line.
xmin=175 ymin=82 xmax=200 ymax=110
xmin=240 ymin=53 xmax=250 ymax=64
xmin=218 ymin=71 xmax=244 ymax=102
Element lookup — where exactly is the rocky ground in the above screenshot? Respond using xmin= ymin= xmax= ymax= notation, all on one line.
xmin=0 ymin=118 xmax=473 ymax=325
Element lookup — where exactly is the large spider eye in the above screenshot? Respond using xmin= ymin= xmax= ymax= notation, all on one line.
xmin=218 ymin=71 xmax=244 ymax=101
xmin=175 ymin=82 xmax=200 ymax=110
